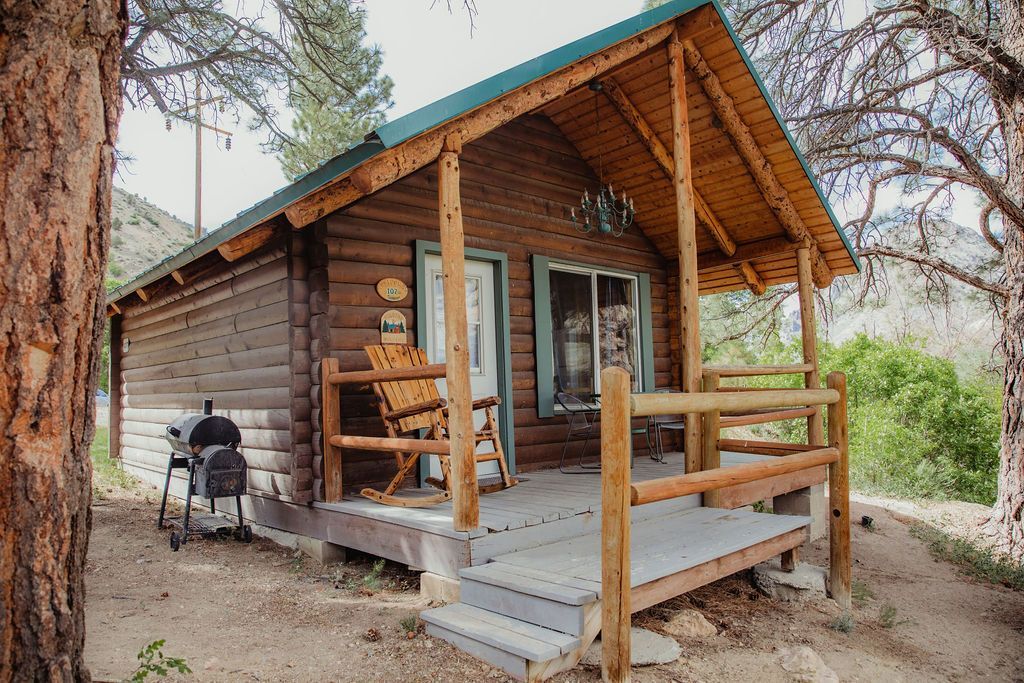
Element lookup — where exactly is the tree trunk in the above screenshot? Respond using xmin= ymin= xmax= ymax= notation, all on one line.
xmin=0 ymin=1 xmax=124 ymax=678
xmin=987 ymin=4 xmax=1024 ymax=563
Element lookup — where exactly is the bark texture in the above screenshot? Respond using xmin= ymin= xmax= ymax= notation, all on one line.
xmin=988 ymin=4 xmax=1024 ymax=563
xmin=991 ymin=115 xmax=1024 ymax=560
xmin=0 ymin=0 xmax=125 ymax=679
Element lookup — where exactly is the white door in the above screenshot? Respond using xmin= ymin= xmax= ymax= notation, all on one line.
xmin=424 ymin=254 xmax=501 ymax=480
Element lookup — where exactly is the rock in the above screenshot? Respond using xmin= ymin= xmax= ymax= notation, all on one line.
xmin=663 ymin=609 xmax=717 ymax=639
xmin=202 ymin=657 xmax=222 ymax=671
xmin=753 ymin=559 xmax=827 ymax=602
xmin=581 ymin=627 xmax=681 ymax=667
xmin=779 ymin=646 xmax=838 ymax=683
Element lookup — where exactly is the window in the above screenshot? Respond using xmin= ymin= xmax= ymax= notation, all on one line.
xmin=432 ymin=271 xmax=483 ymax=374
xmin=533 ymin=256 xmax=655 ymax=417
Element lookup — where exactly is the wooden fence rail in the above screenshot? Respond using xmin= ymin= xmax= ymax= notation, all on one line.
xmin=320 ymin=359 xmax=450 ymax=502
xmin=600 ymin=367 xmax=850 ymax=683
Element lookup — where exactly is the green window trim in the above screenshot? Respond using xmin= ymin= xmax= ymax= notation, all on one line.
xmin=533 ymin=255 xmax=656 ymax=418
xmin=415 ymin=240 xmax=516 ymax=477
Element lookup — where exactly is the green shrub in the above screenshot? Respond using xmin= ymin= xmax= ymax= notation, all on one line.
xmin=720 ymin=334 xmax=1000 ymax=505
xmin=823 ymin=335 xmax=1000 ymax=504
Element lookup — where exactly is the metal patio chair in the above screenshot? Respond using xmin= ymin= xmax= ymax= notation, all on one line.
xmin=650 ymin=388 xmax=685 ymax=463
xmin=556 ymin=391 xmax=601 ymax=473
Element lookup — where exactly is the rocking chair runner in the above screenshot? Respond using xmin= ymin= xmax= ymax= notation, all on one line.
xmin=361 ymin=345 xmax=517 ymax=507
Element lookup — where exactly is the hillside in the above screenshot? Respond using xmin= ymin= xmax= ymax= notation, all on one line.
xmin=108 ymin=187 xmax=193 ymax=282
xmin=823 ymin=221 xmax=1004 ymax=372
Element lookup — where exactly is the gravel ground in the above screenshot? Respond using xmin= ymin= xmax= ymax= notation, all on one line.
xmin=85 ymin=475 xmax=1024 ymax=682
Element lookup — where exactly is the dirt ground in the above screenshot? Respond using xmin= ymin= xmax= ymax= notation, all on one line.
xmin=85 ymin=479 xmax=1024 ymax=682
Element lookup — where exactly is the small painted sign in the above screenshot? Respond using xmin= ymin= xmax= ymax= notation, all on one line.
xmin=376 ymin=277 xmax=408 ymax=302
xmin=380 ymin=309 xmax=408 ymax=345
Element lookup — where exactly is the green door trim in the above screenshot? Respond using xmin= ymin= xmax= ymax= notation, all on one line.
xmin=532 ymin=255 xmax=656 ymax=418
xmin=415 ymin=240 xmax=517 ymax=479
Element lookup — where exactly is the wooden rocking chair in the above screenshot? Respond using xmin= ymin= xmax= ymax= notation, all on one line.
xmin=361 ymin=345 xmax=517 ymax=507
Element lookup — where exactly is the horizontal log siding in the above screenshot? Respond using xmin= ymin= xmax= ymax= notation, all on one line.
xmin=118 ymin=240 xmax=302 ymax=503
xmin=316 ymin=115 xmax=673 ymax=494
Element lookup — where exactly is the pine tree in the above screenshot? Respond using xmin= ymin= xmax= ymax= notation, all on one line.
xmin=278 ymin=1 xmax=394 ymax=178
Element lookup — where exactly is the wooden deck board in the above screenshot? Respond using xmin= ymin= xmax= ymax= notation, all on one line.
xmin=313 ymin=451 xmax=818 ymax=577
xmin=490 ymin=506 xmax=810 ymax=589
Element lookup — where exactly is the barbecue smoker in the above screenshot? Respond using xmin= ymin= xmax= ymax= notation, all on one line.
xmin=157 ymin=399 xmax=252 ymax=551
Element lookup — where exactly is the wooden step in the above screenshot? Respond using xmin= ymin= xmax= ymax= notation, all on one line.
xmin=460 ymin=563 xmax=598 ymax=605
xmin=459 ymin=577 xmax=588 ymax=636
xmin=422 ymin=603 xmax=582 ymax=679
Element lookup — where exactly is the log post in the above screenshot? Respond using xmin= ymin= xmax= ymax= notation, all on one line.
xmin=826 ymin=371 xmax=851 ymax=610
xmin=701 ymin=371 xmax=721 ymax=508
xmin=797 ymin=248 xmax=824 ymax=444
xmin=438 ymin=134 xmax=479 ymax=532
xmin=321 ymin=356 xmax=343 ymax=502
xmin=601 ymin=366 xmax=632 ymax=683
xmin=668 ymin=31 xmax=702 ymax=474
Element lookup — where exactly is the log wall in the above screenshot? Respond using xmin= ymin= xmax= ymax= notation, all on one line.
xmin=315 ymin=114 xmax=676 ymax=496
xmin=117 ymin=241 xmax=303 ymax=502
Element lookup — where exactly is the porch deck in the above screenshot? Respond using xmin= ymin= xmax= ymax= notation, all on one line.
xmin=311 ymin=451 xmax=825 ymax=578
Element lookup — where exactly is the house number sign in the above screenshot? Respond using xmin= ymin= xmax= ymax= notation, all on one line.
xmin=376 ymin=278 xmax=408 ymax=302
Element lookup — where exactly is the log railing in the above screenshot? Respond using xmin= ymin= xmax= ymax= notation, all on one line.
xmin=320 ymin=358 xmax=449 ymax=503
xmin=600 ymin=366 xmax=850 ymax=683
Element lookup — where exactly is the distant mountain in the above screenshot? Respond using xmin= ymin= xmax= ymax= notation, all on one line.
xmin=822 ymin=220 xmax=1004 ymax=373
xmin=108 ymin=188 xmax=193 ymax=282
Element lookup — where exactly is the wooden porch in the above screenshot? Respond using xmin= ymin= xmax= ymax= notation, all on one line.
xmin=312 ymin=450 xmax=825 ymax=577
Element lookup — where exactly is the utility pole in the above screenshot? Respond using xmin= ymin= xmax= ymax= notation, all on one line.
xmin=166 ymin=79 xmax=233 ymax=240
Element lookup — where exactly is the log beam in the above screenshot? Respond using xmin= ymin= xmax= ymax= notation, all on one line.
xmin=733 ymin=261 xmax=766 ymax=295
xmin=600 ymin=366 xmax=632 ymax=683
xmin=827 ymin=372 xmax=851 ymax=610
xmin=600 ymin=77 xmax=736 ymax=258
xmin=679 ymin=39 xmax=833 ymax=288
xmin=218 ymin=220 xmax=278 ymax=262
xmin=438 ymin=134 xmax=479 ymax=532
xmin=796 ymin=247 xmax=825 ymax=444
xmin=284 ymin=22 xmax=675 ymax=229
xmin=697 ymin=236 xmax=795 ymax=271
xmin=321 ymin=356 xmax=343 ymax=502
xmin=134 ymin=287 xmax=148 ymax=303
xmin=701 ymin=372 xmax=721 ymax=508
xmin=669 ymin=31 xmax=702 ymax=474
xmin=170 ymin=269 xmax=186 ymax=285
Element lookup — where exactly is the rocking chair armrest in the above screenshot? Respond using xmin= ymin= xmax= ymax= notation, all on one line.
xmin=384 ymin=398 xmax=447 ymax=422
xmin=472 ymin=396 xmax=502 ymax=410
xmin=441 ymin=395 xmax=502 ymax=417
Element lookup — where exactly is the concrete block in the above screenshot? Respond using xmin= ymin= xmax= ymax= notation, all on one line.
xmin=297 ymin=536 xmax=347 ymax=565
xmin=774 ymin=484 xmax=826 ymax=540
xmin=753 ymin=558 xmax=827 ymax=602
xmin=420 ymin=571 xmax=461 ymax=603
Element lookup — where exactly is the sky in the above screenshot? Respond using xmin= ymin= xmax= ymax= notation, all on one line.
xmin=113 ymin=0 xmax=986 ymax=235
xmin=114 ymin=1 xmax=643 ymax=230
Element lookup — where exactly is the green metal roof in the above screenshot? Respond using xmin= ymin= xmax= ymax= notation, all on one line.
xmin=108 ymin=0 xmax=858 ymax=307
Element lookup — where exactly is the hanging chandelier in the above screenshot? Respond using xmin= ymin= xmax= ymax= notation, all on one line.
xmin=570 ymin=82 xmax=637 ymax=237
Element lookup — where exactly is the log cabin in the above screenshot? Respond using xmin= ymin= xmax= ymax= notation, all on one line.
xmin=106 ymin=1 xmax=858 ymax=679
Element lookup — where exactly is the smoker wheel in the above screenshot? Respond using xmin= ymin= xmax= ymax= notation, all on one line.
xmin=241 ymin=525 xmax=253 ymax=543
xmin=169 ymin=532 xmax=181 ymax=552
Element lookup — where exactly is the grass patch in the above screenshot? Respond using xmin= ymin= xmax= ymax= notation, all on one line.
xmin=910 ymin=523 xmax=1024 ymax=591
xmin=878 ymin=603 xmax=904 ymax=629
xmin=851 ymin=579 xmax=874 ymax=607
xmin=828 ymin=612 xmax=855 ymax=634
xmin=399 ymin=616 xmax=418 ymax=634
xmin=347 ymin=558 xmax=388 ymax=593
xmin=90 ymin=426 xmax=136 ymax=498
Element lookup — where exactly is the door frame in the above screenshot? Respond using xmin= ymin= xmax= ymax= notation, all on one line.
xmin=415 ymin=240 xmax=516 ymax=481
